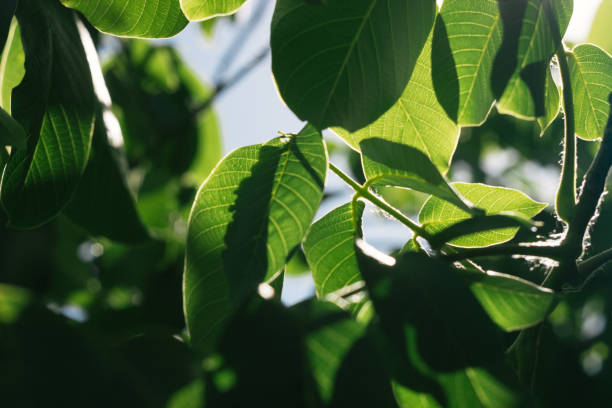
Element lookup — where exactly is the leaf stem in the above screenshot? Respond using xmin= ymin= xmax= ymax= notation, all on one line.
xmin=329 ymin=162 xmax=431 ymax=239
xmin=578 ymin=247 xmax=612 ymax=276
xmin=544 ymin=1 xmax=577 ymax=224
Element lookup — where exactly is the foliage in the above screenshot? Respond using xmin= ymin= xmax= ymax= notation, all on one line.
xmin=1 ymin=0 xmax=612 ymax=407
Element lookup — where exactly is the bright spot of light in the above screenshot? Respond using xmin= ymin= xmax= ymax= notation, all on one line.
xmin=103 ymin=110 xmax=124 ymax=148
xmin=565 ymin=0 xmax=603 ymax=43
xmin=258 ymin=283 xmax=275 ymax=300
xmin=77 ymin=241 xmax=104 ymax=263
xmin=581 ymin=342 xmax=609 ymax=376
xmin=356 ymin=239 xmax=396 ymax=267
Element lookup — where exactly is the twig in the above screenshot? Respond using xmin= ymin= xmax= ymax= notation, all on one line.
xmin=192 ymin=47 xmax=270 ymax=115
xmin=442 ymin=244 xmax=563 ymax=262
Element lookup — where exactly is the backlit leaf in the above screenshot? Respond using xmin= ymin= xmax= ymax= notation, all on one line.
xmin=184 ymin=125 xmax=327 ymax=354
xmin=271 ymin=0 xmax=435 ymax=131
xmin=496 ymin=0 xmax=573 ymax=120
xmin=333 ymin=32 xmax=460 ymax=173
xmin=569 ymin=44 xmax=612 ymax=141
xmin=2 ymin=0 xmax=96 ymax=228
xmin=180 ymin=0 xmax=247 ymax=21
xmin=61 ymin=0 xmax=188 ymax=38
xmin=0 ymin=19 xmax=24 ymax=112
xmin=419 ymin=183 xmax=546 ymax=247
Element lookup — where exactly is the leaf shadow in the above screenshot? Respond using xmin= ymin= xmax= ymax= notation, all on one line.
xmin=491 ymin=0 xmax=528 ymax=98
xmin=222 ymin=144 xmax=282 ymax=305
xmin=431 ymin=15 xmax=459 ymax=123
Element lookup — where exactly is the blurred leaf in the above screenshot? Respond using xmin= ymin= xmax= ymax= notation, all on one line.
xmin=184 ymin=125 xmax=327 ymax=354
xmin=0 ymin=19 xmax=24 ymax=112
xmin=2 ymin=0 xmax=96 ymax=228
xmin=333 ymin=33 xmax=459 ymax=172
xmin=61 ymin=0 xmax=188 ymax=38
xmin=588 ymin=0 xmax=612 ymax=55
xmin=361 ymin=138 xmax=473 ymax=212
xmin=419 ymin=182 xmax=547 ymax=247
xmin=304 ymin=201 xmax=365 ymax=297
xmin=569 ymin=44 xmax=612 ymax=141
xmin=271 ymin=0 xmax=435 ymax=131
xmin=105 ymin=41 xmax=222 ymax=189
xmin=0 ymin=106 xmax=25 ymax=148
xmin=356 ymin=241 xmax=527 ymax=407
xmin=432 ymin=0 xmax=503 ymax=125
xmin=496 ymin=0 xmax=573 ymax=120
xmin=65 ymin=120 xmax=150 ymax=244
xmin=181 ymin=0 xmax=247 ymax=21
xmin=294 ymin=300 xmax=397 ymax=407
xmin=460 ymin=269 xmax=556 ymax=331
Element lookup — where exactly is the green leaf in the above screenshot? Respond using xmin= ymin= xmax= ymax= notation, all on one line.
xmin=61 ymin=0 xmax=188 ymax=38
xmin=181 ymin=0 xmax=247 ymax=21
xmin=360 ymin=138 xmax=474 ymax=212
xmin=588 ymin=0 xmax=612 ymax=55
xmin=460 ymin=269 xmax=556 ymax=331
xmin=356 ymin=241 xmax=527 ymax=408
xmin=65 ymin=119 xmax=150 ymax=244
xmin=2 ymin=0 xmax=96 ymax=228
xmin=432 ymin=0 xmax=503 ymax=125
xmin=496 ymin=0 xmax=573 ymax=120
xmin=419 ymin=183 xmax=547 ymax=247
xmin=536 ymin=63 xmax=561 ymax=134
xmin=104 ymin=41 xmax=222 ymax=188
xmin=333 ymin=32 xmax=460 ymax=173
xmin=0 ymin=106 xmax=25 ymax=148
xmin=293 ymin=300 xmax=397 ymax=407
xmin=184 ymin=125 xmax=327 ymax=354
xmin=0 ymin=19 xmax=24 ymax=113
xmin=271 ymin=0 xmax=435 ymax=131
xmin=569 ymin=44 xmax=612 ymax=141
xmin=304 ymin=201 xmax=365 ymax=297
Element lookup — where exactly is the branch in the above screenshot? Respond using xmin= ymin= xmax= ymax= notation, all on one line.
xmin=563 ymin=94 xmax=612 ymax=257
xmin=192 ymin=47 xmax=270 ymax=115
xmin=328 ymin=162 xmax=431 ymax=239
xmin=578 ymin=247 xmax=612 ymax=276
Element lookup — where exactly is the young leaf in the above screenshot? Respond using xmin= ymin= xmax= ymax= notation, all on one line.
xmin=271 ymin=0 xmax=435 ymax=131
xmin=333 ymin=33 xmax=460 ymax=173
xmin=356 ymin=241 xmax=527 ymax=407
xmin=360 ymin=138 xmax=473 ymax=212
xmin=496 ymin=0 xmax=573 ymax=120
xmin=180 ymin=0 xmax=247 ymax=21
xmin=303 ymin=201 xmax=365 ymax=297
xmin=432 ymin=0 xmax=503 ymax=125
xmin=61 ymin=0 xmax=188 ymax=38
xmin=184 ymin=125 xmax=327 ymax=354
xmin=2 ymin=0 xmax=96 ymax=228
xmin=0 ymin=19 xmax=24 ymax=113
xmin=0 ymin=107 xmax=25 ymax=149
xmin=419 ymin=183 xmax=546 ymax=247
xmin=460 ymin=269 xmax=556 ymax=331
xmin=569 ymin=44 xmax=612 ymax=141
xmin=588 ymin=0 xmax=612 ymax=55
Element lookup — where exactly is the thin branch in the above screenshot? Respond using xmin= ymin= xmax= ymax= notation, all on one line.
xmin=192 ymin=46 xmax=270 ymax=115
xmin=563 ymin=95 xmax=612 ymax=257
xmin=328 ymin=162 xmax=431 ymax=239
xmin=578 ymin=247 xmax=612 ymax=276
